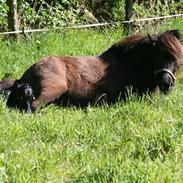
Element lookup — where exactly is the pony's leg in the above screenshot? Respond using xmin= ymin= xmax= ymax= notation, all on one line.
xmin=31 ymin=80 xmax=68 ymax=111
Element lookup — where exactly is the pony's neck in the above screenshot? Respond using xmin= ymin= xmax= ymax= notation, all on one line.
xmin=99 ymin=46 xmax=123 ymax=64
xmin=99 ymin=40 xmax=155 ymax=80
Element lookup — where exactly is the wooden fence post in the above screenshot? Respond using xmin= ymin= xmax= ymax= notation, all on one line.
xmin=124 ymin=0 xmax=134 ymax=35
xmin=6 ymin=0 xmax=20 ymax=39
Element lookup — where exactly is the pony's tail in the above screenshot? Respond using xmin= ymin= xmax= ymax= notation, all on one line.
xmin=0 ymin=79 xmax=16 ymax=94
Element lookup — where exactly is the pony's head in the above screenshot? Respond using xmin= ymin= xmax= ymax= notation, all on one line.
xmin=150 ymin=30 xmax=183 ymax=94
xmin=104 ymin=30 xmax=183 ymax=94
xmin=7 ymin=81 xmax=35 ymax=113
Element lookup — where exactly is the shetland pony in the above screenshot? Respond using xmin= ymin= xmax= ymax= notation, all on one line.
xmin=0 ymin=29 xmax=183 ymax=112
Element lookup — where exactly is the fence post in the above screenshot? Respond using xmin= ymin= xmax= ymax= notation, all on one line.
xmin=6 ymin=0 xmax=20 ymax=39
xmin=124 ymin=0 xmax=134 ymax=35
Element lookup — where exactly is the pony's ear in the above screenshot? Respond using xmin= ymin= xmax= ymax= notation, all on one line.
xmin=148 ymin=34 xmax=157 ymax=46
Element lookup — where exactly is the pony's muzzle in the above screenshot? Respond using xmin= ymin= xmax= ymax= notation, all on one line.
xmin=161 ymin=74 xmax=174 ymax=92
xmin=156 ymin=71 xmax=175 ymax=94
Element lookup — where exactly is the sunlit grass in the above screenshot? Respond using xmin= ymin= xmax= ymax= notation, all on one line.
xmin=0 ymin=23 xmax=183 ymax=182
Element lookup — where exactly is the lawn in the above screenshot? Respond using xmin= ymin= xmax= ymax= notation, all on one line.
xmin=0 ymin=19 xmax=183 ymax=182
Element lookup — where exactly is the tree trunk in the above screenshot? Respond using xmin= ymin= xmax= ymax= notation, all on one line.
xmin=124 ymin=0 xmax=134 ymax=35
xmin=6 ymin=0 xmax=20 ymax=39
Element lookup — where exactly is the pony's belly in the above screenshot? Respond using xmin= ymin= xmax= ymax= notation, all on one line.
xmin=56 ymin=89 xmax=97 ymax=106
xmin=68 ymin=84 xmax=97 ymax=100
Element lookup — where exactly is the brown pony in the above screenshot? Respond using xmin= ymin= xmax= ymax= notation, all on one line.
xmin=0 ymin=29 xmax=183 ymax=112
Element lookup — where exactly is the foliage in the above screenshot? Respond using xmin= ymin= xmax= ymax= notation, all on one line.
xmin=0 ymin=0 xmax=8 ymax=31
xmin=0 ymin=0 xmax=182 ymax=31
xmin=16 ymin=0 xmax=125 ymax=29
xmin=134 ymin=0 xmax=183 ymax=18
xmin=0 ymin=21 xmax=183 ymax=182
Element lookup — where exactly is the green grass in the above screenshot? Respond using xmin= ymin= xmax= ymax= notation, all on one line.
xmin=0 ymin=21 xmax=183 ymax=182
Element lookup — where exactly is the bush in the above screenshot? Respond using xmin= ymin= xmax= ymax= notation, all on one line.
xmin=0 ymin=0 xmax=182 ymax=31
xmin=0 ymin=0 xmax=8 ymax=31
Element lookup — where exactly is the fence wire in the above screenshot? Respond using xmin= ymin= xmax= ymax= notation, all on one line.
xmin=0 ymin=13 xmax=183 ymax=35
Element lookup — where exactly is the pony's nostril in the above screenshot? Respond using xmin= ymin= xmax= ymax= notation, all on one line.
xmin=170 ymin=82 xmax=174 ymax=87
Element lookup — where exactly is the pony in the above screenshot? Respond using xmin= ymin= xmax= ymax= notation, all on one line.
xmin=0 ymin=29 xmax=183 ymax=112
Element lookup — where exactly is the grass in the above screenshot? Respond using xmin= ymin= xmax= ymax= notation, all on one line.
xmin=0 ymin=19 xmax=183 ymax=182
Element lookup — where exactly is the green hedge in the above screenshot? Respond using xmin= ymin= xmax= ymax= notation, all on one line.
xmin=0 ymin=0 xmax=182 ymax=31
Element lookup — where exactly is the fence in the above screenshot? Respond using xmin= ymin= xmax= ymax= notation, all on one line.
xmin=0 ymin=13 xmax=183 ymax=35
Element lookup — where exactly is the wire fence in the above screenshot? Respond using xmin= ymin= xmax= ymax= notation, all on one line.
xmin=0 ymin=13 xmax=183 ymax=35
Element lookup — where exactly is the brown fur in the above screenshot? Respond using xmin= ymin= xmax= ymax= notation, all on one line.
xmin=0 ymin=79 xmax=15 ymax=94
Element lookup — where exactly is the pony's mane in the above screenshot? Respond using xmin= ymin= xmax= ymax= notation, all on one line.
xmin=101 ymin=34 xmax=147 ymax=59
xmin=102 ymin=30 xmax=183 ymax=67
xmin=115 ymin=34 xmax=145 ymax=48
xmin=111 ymin=35 xmax=146 ymax=50
xmin=157 ymin=30 xmax=183 ymax=66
